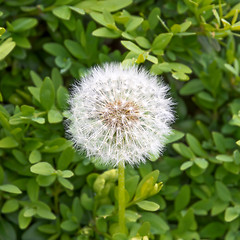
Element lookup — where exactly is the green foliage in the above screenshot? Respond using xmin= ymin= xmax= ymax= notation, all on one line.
xmin=0 ymin=0 xmax=240 ymax=239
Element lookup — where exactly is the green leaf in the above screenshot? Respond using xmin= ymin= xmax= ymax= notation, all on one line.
xmin=43 ymin=43 xmax=70 ymax=58
xmin=125 ymin=210 xmax=141 ymax=222
xmin=216 ymin=154 xmax=233 ymax=162
xmin=0 ymin=38 xmax=16 ymax=61
xmin=58 ymin=176 xmax=74 ymax=190
xmin=29 ymin=150 xmax=41 ymax=164
xmin=215 ymin=181 xmax=231 ymax=202
xmin=225 ymin=207 xmax=240 ymax=222
xmin=135 ymin=36 xmax=151 ymax=49
xmin=212 ymin=132 xmax=226 ymax=153
xmin=0 ymin=136 xmax=18 ymax=148
xmin=175 ymin=185 xmax=190 ymax=211
xmin=138 ymin=221 xmax=151 ymax=236
xmin=180 ymin=79 xmax=204 ymax=96
xmin=12 ymin=34 xmax=31 ymax=49
xmin=0 ymin=184 xmax=22 ymax=194
xmin=75 ymin=162 xmax=94 ymax=176
xmin=11 ymin=17 xmax=38 ymax=32
xmin=152 ymin=33 xmax=173 ymax=55
xmin=169 ymin=63 xmax=192 ymax=74
xmin=48 ymin=109 xmax=63 ymax=123
xmin=172 ymin=143 xmax=195 ymax=159
xmin=57 ymin=86 xmax=69 ymax=110
xmin=136 ymin=200 xmax=160 ymax=211
xmin=134 ymin=170 xmax=159 ymax=201
xmin=35 ymin=202 xmax=56 ymax=220
xmin=30 ymin=71 xmax=42 ymax=87
xmin=30 ymin=162 xmax=55 ymax=176
xmin=200 ymin=222 xmax=226 ymax=239
xmin=125 ymin=16 xmax=143 ymax=32
xmin=141 ymin=212 xmax=169 ymax=234
xmin=61 ymin=220 xmax=78 ymax=232
xmin=180 ymin=161 xmax=193 ymax=171
xmin=194 ymin=158 xmax=208 ymax=169
xmin=75 ymin=0 xmax=132 ymax=12
xmin=165 ymin=130 xmax=185 ymax=144
xmin=57 ymin=147 xmax=75 ymax=170
xmin=148 ymin=7 xmax=161 ymax=30
xmin=96 ymin=205 xmax=115 ymax=217
xmin=18 ymin=209 xmax=32 ymax=229
xmin=93 ymin=27 xmax=121 ymax=38
xmin=27 ymin=179 xmax=39 ymax=202
xmin=121 ymin=40 xmax=143 ymax=54
xmin=2 ymin=199 xmax=19 ymax=213
xmin=64 ymin=39 xmax=87 ymax=59
xmin=186 ymin=133 xmax=207 ymax=157
xmin=52 ymin=6 xmax=71 ymax=20
xmin=40 ymin=77 xmax=55 ymax=110
xmin=112 ymin=233 xmax=128 ymax=240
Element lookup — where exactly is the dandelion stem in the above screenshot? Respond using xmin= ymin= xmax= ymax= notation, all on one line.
xmin=118 ymin=160 xmax=125 ymax=234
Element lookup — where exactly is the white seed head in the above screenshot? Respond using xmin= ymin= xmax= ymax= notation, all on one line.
xmin=66 ymin=63 xmax=174 ymax=167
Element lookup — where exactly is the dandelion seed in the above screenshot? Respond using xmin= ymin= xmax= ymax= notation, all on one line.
xmin=66 ymin=63 xmax=174 ymax=167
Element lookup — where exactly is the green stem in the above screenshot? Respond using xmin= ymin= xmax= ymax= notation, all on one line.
xmin=118 ymin=160 xmax=125 ymax=234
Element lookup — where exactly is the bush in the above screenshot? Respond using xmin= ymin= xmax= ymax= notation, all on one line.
xmin=0 ymin=0 xmax=240 ymax=239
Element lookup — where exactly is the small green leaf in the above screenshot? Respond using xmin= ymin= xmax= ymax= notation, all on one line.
xmin=215 ymin=181 xmax=231 ymax=202
xmin=212 ymin=132 xmax=226 ymax=153
xmin=64 ymin=39 xmax=87 ymax=59
xmin=0 ymin=136 xmax=18 ymax=148
xmin=93 ymin=28 xmax=121 ymax=38
xmin=180 ymin=79 xmax=204 ymax=96
xmin=30 ymin=162 xmax=55 ymax=176
xmin=27 ymin=179 xmax=39 ymax=202
xmin=18 ymin=209 xmax=32 ymax=229
xmin=121 ymin=40 xmax=143 ymax=54
xmin=186 ymin=133 xmax=207 ymax=157
xmin=225 ymin=207 xmax=240 ymax=222
xmin=152 ymin=33 xmax=173 ymax=55
xmin=175 ymin=185 xmax=190 ymax=211
xmin=165 ymin=130 xmax=185 ymax=144
xmin=0 ymin=184 xmax=22 ymax=194
xmin=216 ymin=155 xmax=233 ymax=162
xmin=194 ymin=158 xmax=208 ymax=169
xmin=11 ymin=17 xmax=38 ymax=32
xmin=136 ymin=200 xmax=160 ymax=211
xmin=40 ymin=77 xmax=55 ymax=110
xmin=48 ymin=109 xmax=63 ymax=123
xmin=0 ymin=38 xmax=16 ymax=61
xmin=180 ymin=161 xmax=193 ymax=171
xmin=58 ymin=176 xmax=74 ymax=190
xmin=172 ymin=143 xmax=195 ymax=159
xmin=2 ymin=199 xmax=19 ymax=213
xmin=43 ymin=43 xmax=70 ymax=58
xmin=53 ymin=6 xmax=71 ymax=20
xmin=29 ymin=150 xmax=41 ymax=164
xmin=61 ymin=220 xmax=78 ymax=231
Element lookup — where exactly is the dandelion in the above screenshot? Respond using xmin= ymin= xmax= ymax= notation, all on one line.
xmin=67 ymin=63 xmax=174 ymax=167
xmin=66 ymin=63 xmax=174 ymax=234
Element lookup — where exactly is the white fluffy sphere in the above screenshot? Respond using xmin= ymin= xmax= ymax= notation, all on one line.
xmin=66 ymin=63 xmax=174 ymax=166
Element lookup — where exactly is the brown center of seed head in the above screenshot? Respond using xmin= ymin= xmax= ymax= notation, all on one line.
xmin=100 ymin=100 xmax=140 ymax=128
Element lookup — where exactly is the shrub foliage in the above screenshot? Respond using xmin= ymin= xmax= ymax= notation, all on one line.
xmin=0 ymin=0 xmax=240 ymax=239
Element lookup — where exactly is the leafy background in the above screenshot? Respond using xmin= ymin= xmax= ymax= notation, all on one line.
xmin=0 ymin=0 xmax=240 ymax=239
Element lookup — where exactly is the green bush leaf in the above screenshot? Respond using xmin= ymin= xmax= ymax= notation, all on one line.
xmin=2 ymin=199 xmax=19 ymax=213
xmin=0 ymin=184 xmax=22 ymax=194
xmin=0 ymin=136 xmax=18 ymax=148
xmin=11 ymin=17 xmax=38 ymax=32
xmin=152 ymin=33 xmax=173 ymax=55
xmin=52 ymin=6 xmax=71 ymax=20
xmin=30 ymin=162 xmax=55 ymax=176
xmin=40 ymin=77 xmax=55 ymax=111
xmin=136 ymin=200 xmax=160 ymax=211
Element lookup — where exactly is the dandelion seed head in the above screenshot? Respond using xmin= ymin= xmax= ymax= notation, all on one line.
xmin=66 ymin=63 xmax=174 ymax=167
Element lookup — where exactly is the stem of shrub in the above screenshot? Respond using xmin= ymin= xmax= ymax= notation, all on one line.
xmin=118 ymin=160 xmax=125 ymax=234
